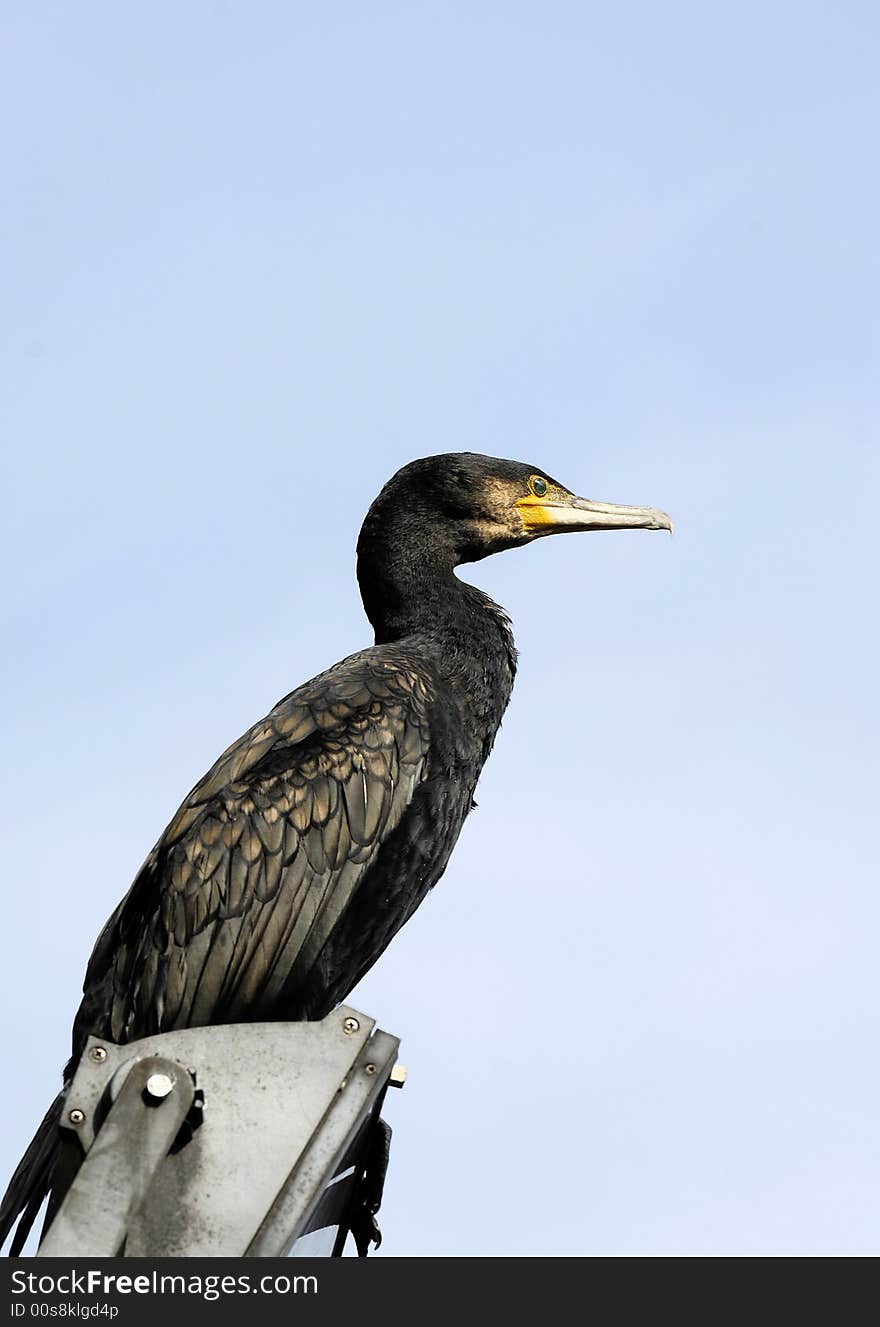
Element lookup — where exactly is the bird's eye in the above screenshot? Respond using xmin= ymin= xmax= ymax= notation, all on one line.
xmin=531 ymin=476 xmax=548 ymax=497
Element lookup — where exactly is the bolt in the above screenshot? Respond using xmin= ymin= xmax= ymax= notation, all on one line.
xmin=89 ymin=1046 xmax=107 ymax=1063
xmin=342 ymin=1017 xmax=360 ymax=1035
xmin=145 ymin=1072 xmax=175 ymax=1101
xmin=68 ymin=1109 xmax=85 ymax=1125
xmin=364 ymin=1063 xmax=377 ymax=1075
xmin=389 ymin=1063 xmax=408 ymax=1089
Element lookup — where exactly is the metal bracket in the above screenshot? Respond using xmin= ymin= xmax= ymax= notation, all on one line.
xmin=36 ymin=1006 xmax=401 ymax=1258
xmin=38 ymin=1055 xmax=194 ymax=1257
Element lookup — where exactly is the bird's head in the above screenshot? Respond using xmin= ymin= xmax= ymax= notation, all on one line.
xmin=359 ymin=452 xmax=672 ymax=568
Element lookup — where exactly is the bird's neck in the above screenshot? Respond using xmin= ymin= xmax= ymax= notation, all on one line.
xmin=358 ymin=540 xmax=459 ymax=641
xmin=357 ymin=544 xmax=517 ymax=729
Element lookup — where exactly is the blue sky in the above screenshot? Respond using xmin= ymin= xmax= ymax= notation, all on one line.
xmin=2 ymin=2 xmax=878 ymax=1255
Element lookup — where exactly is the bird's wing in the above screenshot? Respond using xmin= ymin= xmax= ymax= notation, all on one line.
xmin=81 ymin=651 xmax=433 ymax=1043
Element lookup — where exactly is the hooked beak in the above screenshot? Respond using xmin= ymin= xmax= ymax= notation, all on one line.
xmin=516 ymin=493 xmax=674 ymax=537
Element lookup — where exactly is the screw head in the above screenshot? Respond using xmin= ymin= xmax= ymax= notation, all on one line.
xmin=68 ymin=1109 xmax=85 ymax=1125
xmin=89 ymin=1046 xmax=108 ymax=1063
xmin=342 ymin=1017 xmax=360 ymax=1035
xmin=145 ymin=1072 xmax=175 ymax=1101
xmin=364 ymin=1063 xmax=377 ymax=1075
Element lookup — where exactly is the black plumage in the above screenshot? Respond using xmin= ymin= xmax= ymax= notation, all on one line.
xmin=1 ymin=452 xmax=670 ymax=1253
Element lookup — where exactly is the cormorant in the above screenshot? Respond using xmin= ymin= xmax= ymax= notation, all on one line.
xmin=0 ymin=452 xmax=671 ymax=1254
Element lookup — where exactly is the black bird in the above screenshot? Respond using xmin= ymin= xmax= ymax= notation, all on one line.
xmin=1 ymin=452 xmax=671 ymax=1253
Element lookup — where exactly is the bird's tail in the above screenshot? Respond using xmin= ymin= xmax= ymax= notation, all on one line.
xmin=0 ymin=1093 xmax=63 ymax=1256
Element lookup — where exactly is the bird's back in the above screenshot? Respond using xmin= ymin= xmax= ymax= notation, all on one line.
xmin=70 ymin=638 xmax=489 ymax=1063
